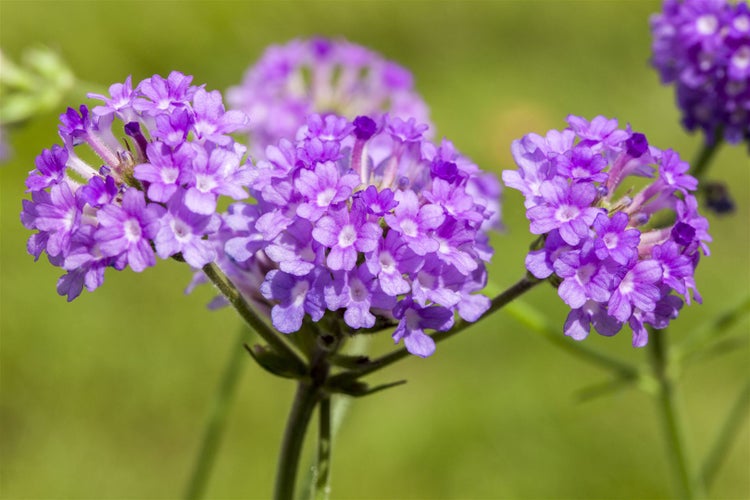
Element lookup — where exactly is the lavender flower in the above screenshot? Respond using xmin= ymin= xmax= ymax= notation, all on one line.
xmin=650 ymin=0 xmax=750 ymax=145
xmin=210 ymin=113 xmax=499 ymax=357
xmin=21 ymin=72 xmax=251 ymax=300
xmin=226 ymin=37 xmax=432 ymax=156
xmin=503 ymin=115 xmax=710 ymax=347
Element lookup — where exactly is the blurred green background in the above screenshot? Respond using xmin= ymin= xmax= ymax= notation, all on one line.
xmin=1 ymin=1 xmax=748 ymax=498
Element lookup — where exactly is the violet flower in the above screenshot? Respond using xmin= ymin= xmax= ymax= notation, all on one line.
xmin=21 ymin=72 xmax=252 ymax=300
xmin=226 ymin=37 xmax=432 ymax=156
xmin=650 ymin=0 xmax=750 ymax=145
xmin=209 ymin=113 xmax=500 ymax=357
xmin=503 ymin=115 xmax=710 ymax=346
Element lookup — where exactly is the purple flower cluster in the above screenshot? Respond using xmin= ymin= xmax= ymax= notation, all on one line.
xmin=227 ymin=37 xmax=431 ymax=156
xmin=21 ymin=72 xmax=251 ymax=300
xmin=212 ymin=114 xmax=499 ymax=357
xmin=503 ymin=115 xmax=711 ymax=347
xmin=651 ymin=0 xmax=750 ymax=144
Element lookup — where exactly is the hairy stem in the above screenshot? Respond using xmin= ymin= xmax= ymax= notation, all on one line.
xmin=275 ymin=382 xmax=322 ymax=500
xmin=649 ymin=329 xmax=704 ymax=499
xmin=184 ymin=326 xmax=252 ymax=500
xmin=201 ymin=262 xmax=306 ymax=372
xmin=314 ymin=397 xmax=332 ymax=500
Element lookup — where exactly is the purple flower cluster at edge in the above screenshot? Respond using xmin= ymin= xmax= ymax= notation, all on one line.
xmin=205 ymin=113 xmax=500 ymax=357
xmin=21 ymin=72 xmax=251 ymax=300
xmin=651 ymin=0 xmax=750 ymax=145
xmin=227 ymin=37 xmax=432 ymax=157
xmin=503 ymin=115 xmax=711 ymax=347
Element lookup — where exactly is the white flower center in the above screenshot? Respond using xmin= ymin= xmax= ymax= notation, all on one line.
xmin=603 ymin=232 xmax=619 ymax=250
xmin=732 ymin=46 xmax=750 ymax=70
xmin=734 ymin=15 xmax=750 ymax=33
xmin=696 ymin=14 xmax=718 ymax=35
xmin=316 ymin=187 xmax=337 ymax=207
xmin=555 ymin=204 xmax=580 ymax=223
xmin=195 ymin=174 xmax=216 ymax=193
xmin=619 ymin=272 xmax=635 ymax=296
xmin=437 ymin=237 xmax=451 ymax=254
xmin=171 ymin=218 xmax=191 ymax=241
xmin=379 ymin=251 xmax=396 ymax=273
xmin=161 ymin=166 xmax=179 ymax=184
xmin=124 ymin=218 xmax=142 ymax=242
xmin=399 ymin=219 xmax=418 ymax=237
xmin=338 ymin=224 xmax=357 ymax=248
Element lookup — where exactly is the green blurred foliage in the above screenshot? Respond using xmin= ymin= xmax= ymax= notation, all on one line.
xmin=1 ymin=1 xmax=748 ymax=498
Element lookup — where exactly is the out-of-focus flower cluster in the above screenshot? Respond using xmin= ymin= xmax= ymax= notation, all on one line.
xmin=227 ymin=37 xmax=431 ymax=157
xmin=503 ymin=116 xmax=711 ymax=347
xmin=651 ymin=0 xmax=750 ymax=145
xmin=21 ymin=72 xmax=251 ymax=300
xmin=208 ymin=114 xmax=500 ymax=357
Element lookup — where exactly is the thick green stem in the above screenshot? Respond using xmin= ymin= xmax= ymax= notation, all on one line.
xmin=314 ymin=397 xmax=332 ymax=500
xmin=184 ymin=326 xmax=252 ymax=500
xmin=275 ymin=382 xmax=322 ymax=500
xmin=201 ymin=262 xmax=306 ymax=373
xmin=649 ymin=329 xmax=704 ymax=499
xmin=701 ymin=379 xmax=750 ymax=489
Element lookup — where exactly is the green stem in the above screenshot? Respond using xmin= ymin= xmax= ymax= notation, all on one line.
xmin=184 ymin=326 xmax=252 ymax=500
xmin=201 ymin=262 xmax=306 ymax=373
xmin=701 ymin=379 xmax=750 ymax=489
xmin=333 ymin=274 xmax=541 ymax=382
xmin=275 ymin=382 xmax=322 ymax=500
xmin=314 ymin=397 xmax=332 ymax=500
xmin=691 ymin=138 xmax=722 ymax=181
xmin=648 ymin=329 xmax=704 ymax=499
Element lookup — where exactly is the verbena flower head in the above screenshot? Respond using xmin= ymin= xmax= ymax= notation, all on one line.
xmin=227 ymin=37 xmax=431 ymax=156
xmin=651 ymin=0 xmax=750 ymax=145
xmin=503 ymin=115 xmax=711 ymax=347
xmin=21 ymin=72 xmax=251 ymax=300
xmin=213 ymin=113 xmax=499 ymax=357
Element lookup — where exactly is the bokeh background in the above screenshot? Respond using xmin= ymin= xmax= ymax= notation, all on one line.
xmin=1 ymin=1 xmax=748 ymax=498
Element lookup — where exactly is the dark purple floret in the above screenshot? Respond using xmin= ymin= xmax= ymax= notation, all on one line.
xmin=671 ymin=222 xmax=697 ymax=246
xmin=124 ymin=121 xmax=149 ymax=159
xmin=58 ymin=105 xmax=90 ymax=144
xmin=353 ymin=115 xmax=377 ymax=140
xmin=430 ymin=160 xmax=461 ymax=184
xmin=626 ymin=132 xmax=649 ymax=158
xmin=26 ymin=145 xmax=68 ymax=192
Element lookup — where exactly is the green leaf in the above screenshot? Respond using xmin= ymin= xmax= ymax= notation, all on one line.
xmin=244 ymin=343 xmax=307 ymax=379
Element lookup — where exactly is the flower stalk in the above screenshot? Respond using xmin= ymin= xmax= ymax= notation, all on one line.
xmin=314 ymin=397 xmax=332 ymax=500
xmin=275 ymin=381 xmax=324 ymax=500
xmin=201 ymin=262 xmax=307 ymax=374
xmin=648 ymin=329 xmax=704 ymax=499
